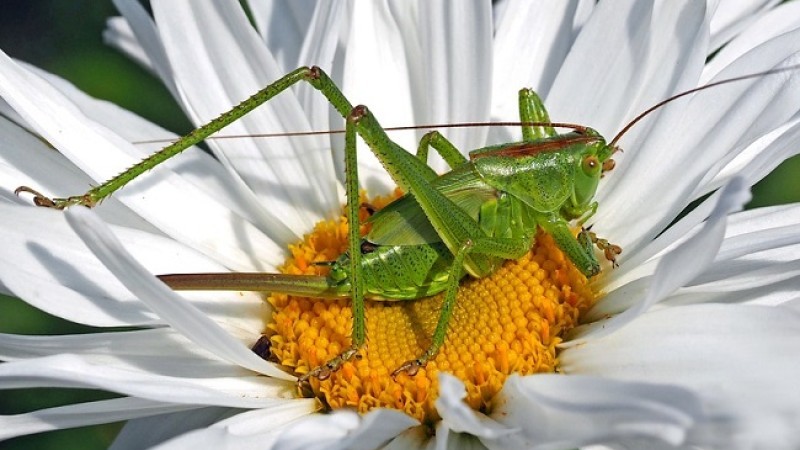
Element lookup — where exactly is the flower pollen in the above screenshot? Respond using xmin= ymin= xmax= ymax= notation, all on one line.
xmin=266 ymin=193 xmax=596 ymax=424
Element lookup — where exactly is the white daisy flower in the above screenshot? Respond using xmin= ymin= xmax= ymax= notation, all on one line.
xmin=2 ymin=0 xmax=800 ymax=449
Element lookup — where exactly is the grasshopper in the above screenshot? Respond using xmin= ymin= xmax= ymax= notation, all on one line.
xmin=16 ymin=65 xmax=795 ymax=382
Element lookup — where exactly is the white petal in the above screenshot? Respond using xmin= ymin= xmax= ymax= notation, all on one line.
xmin=571 ymin=178 xmax=750 ymax=344
xmin=152 ymin=0 xmax=339 ymax=230
xmin=708 ymin=0 xmax=781 ymax=51
xmin=0 ymin=204 xmax=155 ymax=326
xmin=670 ymin=261 xmax=800 ymax=307
xmin=435 ymin=374 xmax=512 ymax=440
xmin=491 ymin=0 xmax=592 ymax=139
xmin=607 ymin=198 xmax=800 ymax=295
xmin=106 ymin=0 xmax=178 ymax=97
xmin=688 ymin=53 xmax=800 ymax=199
xmin=0 ymin=330 xmax=290 ymax=399
xmin=486 ymin=374 xmax=703 ymax=450
xmin=0 ymin=355 xmax=293 ymax=408
xmin=108 ymin=4 xmax=302 ymax=247
xmin=0 ymin=397 xmax=196 ymax=441
xmin=417 ymin=0 xmax=493 ymax=158
xmin=670 ymin=278 xmax=800 ymax=308
xmin=706 ymin=116 xmax=800 ymax=194
xmin=694 ymin=232 xmax=800 ymax=284
xmin=596 ymin=35 xmax=800 ymax=256
xmin=19 ymin=67 xmax=290 ymax=250
xmin=294 ymin=0 xmax=349 ymax=186
xmin=340 ymin=1 xmax=418 ymax=194
xmin=589 ymin=201 xmax=800 ymax=318
xmin=0 ymin=112 xmax=155 ymax=233
xmin=0 ymin=329 xmax=254 ymax=379
xmin=561 ymin=303 xmax=800 ymax=449
xmin=727 ymin=202 xmax=800 ymax=236
xmin=435 ymin=425 xmax=487 ymax=450
xmin=547 ymin=1 xmax=707 ymax=141
xmin=146 ymin=403 xmax=317 ymax=450
xmin=380 ymin=426 xmax=434 ymax=450
xmin=295 ymin=0 xmax=348 ymax=129
xmin=0 ymin=204 xmax=264 ymax=333
xmin=601 ymin=188 xmax=720 ymax=294
xmin=0 ymin=48 xmax=285 ymax=271
xmin=714 ymin=207 xmax=800 ymax=265
xmin=64 ymin=207 xmax=292 ymax=381
xmin=703 ymin=0 xmax=800 ymax=81
xmin=111 ymin=407 xmax=240 ymax=450
xmin=597 ymin=261 xmax=800 ymax=318
xmin=272 ymin=408 xmax=418 ymax=450
xmin=641 ymin=199 xmax=800 ymax=277
xmin=690 ymin=205 xmax=800 ymax=288
xmin=103 ymin=16 xmax=157 ymax=77
xmin=0 ymin=331 xmax=299 ymax=400
xmin=245 ymin=0 xmax=316 ymax=71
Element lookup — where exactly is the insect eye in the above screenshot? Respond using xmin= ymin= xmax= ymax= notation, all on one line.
xmin=582 ymin=155 xmax=600 ymax=175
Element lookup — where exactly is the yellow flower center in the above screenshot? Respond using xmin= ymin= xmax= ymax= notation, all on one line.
xmin=266 ymin=193 xmax=596 ymax=424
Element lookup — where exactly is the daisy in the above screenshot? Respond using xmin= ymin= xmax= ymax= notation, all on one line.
xmin=2 ymin=0 xmax=800 ymax=449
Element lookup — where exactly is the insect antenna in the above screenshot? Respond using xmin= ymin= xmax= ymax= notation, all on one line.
xmin=608 ymin=63 xmax=800 ymax=149
xmin=134 ymin=122 xmax=594 ymax=145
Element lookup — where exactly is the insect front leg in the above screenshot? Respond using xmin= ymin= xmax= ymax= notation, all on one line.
xmin=539 ymin=213 xmax=601 ymax=278
xmin=567 ymin=201 xmax=598 ymax=227
xmin=579 ymin=227 xmax=623 ymax=268
xmin=564 ymin=201 xmax=622 ymax=269
xmin=567 ymin=200 xmax=623 ymax=268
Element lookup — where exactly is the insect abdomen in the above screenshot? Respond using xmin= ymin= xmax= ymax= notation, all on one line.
xmin=331 ymin=241 xmax=457 ymax=301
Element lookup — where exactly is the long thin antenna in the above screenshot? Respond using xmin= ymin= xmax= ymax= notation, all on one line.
xmin=609 ymin=63 xmax=800 ymax=148
xmin=134 ymin=121 xmax=590 ymax=145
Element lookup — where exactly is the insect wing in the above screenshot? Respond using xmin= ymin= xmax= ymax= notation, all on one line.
xmin=367 ymin=166 xmax=496 ymax=246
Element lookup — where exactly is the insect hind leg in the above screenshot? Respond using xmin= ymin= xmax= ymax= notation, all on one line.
xmin=298 ymin=112 xmax=366 ymax=385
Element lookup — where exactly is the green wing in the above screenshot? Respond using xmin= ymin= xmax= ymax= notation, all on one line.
xmin=367 ymin=165 xmax=497 ymax=245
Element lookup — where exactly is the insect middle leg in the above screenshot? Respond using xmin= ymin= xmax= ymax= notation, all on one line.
xmin=416 ymin=131 xmax=467 ymax=170
xmin=518 ymin=88 xmax=556 ymax=141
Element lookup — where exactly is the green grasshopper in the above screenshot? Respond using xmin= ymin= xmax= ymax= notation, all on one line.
xmin=16 ymin=65 xmax=794 ymax=382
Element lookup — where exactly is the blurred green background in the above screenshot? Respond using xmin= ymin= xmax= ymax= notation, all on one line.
xmin=0 ymin=1 xmax=799 ymax=449
xmin=0 ymin=2 xmax=184 ymax=449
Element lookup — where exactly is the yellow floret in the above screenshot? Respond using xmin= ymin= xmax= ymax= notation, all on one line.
xmin=266 ymin=193 xmax=595 ymax=424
